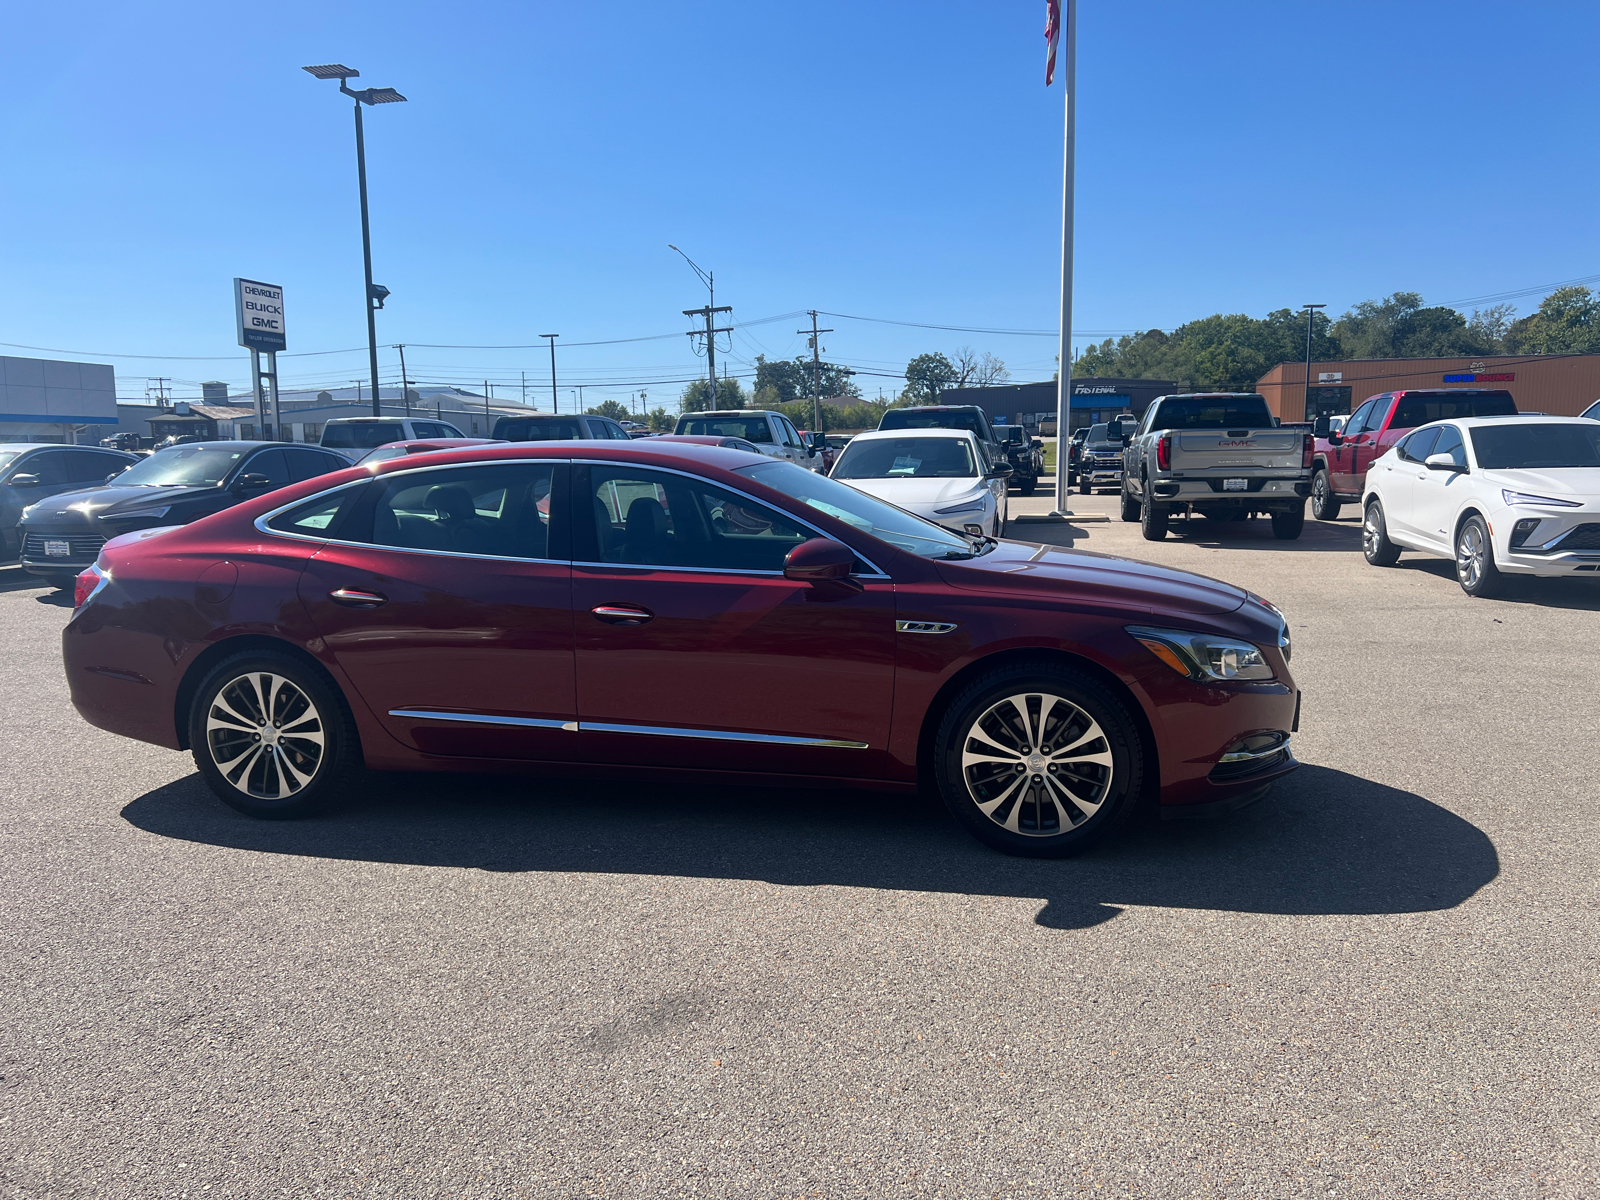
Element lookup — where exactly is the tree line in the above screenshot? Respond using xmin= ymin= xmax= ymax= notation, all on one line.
xmin=1073 ymin=286 xmax=1600 ymax=393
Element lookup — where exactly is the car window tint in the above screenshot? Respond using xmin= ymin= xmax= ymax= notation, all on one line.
xmin=1345 ymin=399 xmax=1380 ymax=436
xmin=265 ymin=485 xmax=362 ymax=537
xmin=496 ymin=417 xmax=584 ymax=442
xmin=1469 ymin=422 xmax=1600 ymax=469
xmin=582 ymin=465 xmax=810 ymax=572
xmin=607 ymin=421 xmax=632 ymax=440
xmin=61 ymin=450 xmax=109 ymax=482
xmin=1397 ymin=427 xmax=1439 ymax=463
xmin=675 ymin=416 xmax=775 ymax=443
xmin=242 ymin=449 xmax=291 ymax=489
xmin=356 ymin=464 xmax=554 ymax=559
xmin=285 ymin=447 xmax=344 ymax=484
xmin=20 ymin=452 xmax=70 ymax=485
xmin=322 ymin=422 xmax=405 ymax=449
xmin=1431 ymin=425 xmax=1467 ymax=467
xmin=437 ymin=423 xmax=465 ymax=437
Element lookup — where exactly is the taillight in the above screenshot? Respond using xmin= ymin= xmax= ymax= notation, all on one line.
xmin=74 ymin=565 xmax=104 ymax=610
xmin=1302 ymin=432 xmax=1314 ymax=468
xmin=1156 ymin=434 xmax=1171 ymax=471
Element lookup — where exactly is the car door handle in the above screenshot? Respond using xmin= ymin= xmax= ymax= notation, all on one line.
xmin=330 ymin=588 xmax=388 ymax=608
xmin=592 ymin=604 xmax=654 ymax=626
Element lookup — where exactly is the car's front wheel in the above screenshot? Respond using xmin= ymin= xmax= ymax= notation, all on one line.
xmin=934 ymin=666 xmax=1144 ymax=857
xmin=1456 ymin=514 xmax=1506 ymax=598
xmin=1310 ymin=469 xmax=1341 ymax=521
xmin=187 ymin=651 xmax=361 ymax=819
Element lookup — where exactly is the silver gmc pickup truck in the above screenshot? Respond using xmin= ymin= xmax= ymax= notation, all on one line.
xmin=1119 ymin=392 xmax=1313 ymax=541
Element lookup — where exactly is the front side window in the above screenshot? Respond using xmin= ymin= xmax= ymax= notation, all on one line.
xmin=1397 ymin=427 xmax=1440 ymax=464
xmin=353 ymin=464 xmax=555 ymax=559
xmin=17 ymin=451 xmax=68 ymax=486
xmin=737 ymin=460 xmax=981 ymax=561
xmin=285 ymin=447 xmax=347 ymax=484
xmin=1345 ymin=399 xmax=1380 ymax=436
xmin=1470 ymin=423 xmax=1600 ymax=470
xmin=833 ymin=436 xmax=977 ymax=479
xmin=65 ymin=451 xmax=124 ymax=483
xmin=115 ymin=445 xmax=246 ymax=488
xmin=580 ymin=465 xmax=811 ymax=572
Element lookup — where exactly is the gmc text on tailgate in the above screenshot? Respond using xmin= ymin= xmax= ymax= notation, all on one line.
xmin=1121 ymin=393 xmax=1313 ymax=542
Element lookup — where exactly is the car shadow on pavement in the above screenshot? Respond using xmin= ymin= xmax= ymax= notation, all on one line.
xmin=1396 ymin=557 xmax=1600 ymax=611
xmin=121 ymin=763 xmax=1498 ymax=931
xmin=1159 ymin=515 xmax=1364 ymax=553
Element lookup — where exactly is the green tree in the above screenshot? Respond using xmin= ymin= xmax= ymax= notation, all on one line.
xmin=646 ymin=407 xmax=673 ymax=432
xmin=679 ymin=376 xmax=749 ymax=413
xmin=585 ymin=399 xmax=631 ymax=421
xmin=1503 ymin=286 xmax=1600 ymax=354
xmin=1331 ymin=292 xmax=1494 ymax=359
xmin=902 ymin=352 xmax=958 ymax=405
xmin=754 ymin=355 xmax=806 ymax=404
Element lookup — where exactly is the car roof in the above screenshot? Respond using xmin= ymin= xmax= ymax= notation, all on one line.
xmin=679 ymin=410 xmax=780 ymax=419
xmin=889 ymin=404 xmax=983 ymax=412
xmin=848 ymin=427 xmax=980 ymax=442
xmin=363 ymin=438 xmax=771 ymax=478
xmin=1416 ymin=415 xmax=1595 ymax=430
xmin=371 ymin=437 xmax=500 ymax=450
xmin=494 ymin=413 xmax=581 ymax=422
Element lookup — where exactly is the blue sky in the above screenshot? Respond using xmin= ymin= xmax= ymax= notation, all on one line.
xmin=1 ymin=0 xmax=1594 ymax=407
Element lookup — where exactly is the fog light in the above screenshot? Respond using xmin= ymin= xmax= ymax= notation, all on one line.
xmin=1510 ymin=518 xmax=1541 ymax=549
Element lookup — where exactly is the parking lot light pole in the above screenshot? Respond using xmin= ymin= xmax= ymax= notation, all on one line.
xmin=1302 ymin=303 xmax=1326 ymax=422
xmin=541 ymin=334 xmax=559 ymax=412
xmin=303 ymin=64 xmax=407 ymax=416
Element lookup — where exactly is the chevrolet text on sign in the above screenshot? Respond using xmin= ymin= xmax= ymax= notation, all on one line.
xmin=234 ymin=278 xmax=287 ymax=351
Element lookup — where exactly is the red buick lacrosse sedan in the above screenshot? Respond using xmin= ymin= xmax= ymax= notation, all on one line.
xmin=63 ymin=441 xmax=1299 ymax=856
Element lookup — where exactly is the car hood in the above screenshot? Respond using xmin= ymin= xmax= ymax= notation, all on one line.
xmin=936 ymin=540 xmax=1248 ymax=617
xmin=1482 ymin=468 xmax=1600 ymax=501
xmin=23 ymin=483 xmax=221 ymax=523
xmin=839 ymin=477 xmax=988 ymax=510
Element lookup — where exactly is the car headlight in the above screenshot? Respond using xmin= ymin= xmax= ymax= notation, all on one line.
xmin=1502 ymin=489 xmax=1581 ymax=508
xmin=935 ymin=499 xmax=987 ymax=515
xmin=1125 ymin=625 xmax=1276 ymax=682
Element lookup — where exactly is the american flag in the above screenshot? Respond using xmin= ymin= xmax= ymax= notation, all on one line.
xmin=1044 ymin=0 xmax=1062 ymax=85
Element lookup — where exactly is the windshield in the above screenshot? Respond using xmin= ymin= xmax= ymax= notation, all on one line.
xmin=115 ymin=445 xmax=243 ymax=487
xmin=736 ymin=460 xmax=983 ymax=560
xmin=676 ymin=416 xmax=773 ymax=443
xmin=496 ymin=417 xmax=584 ymax=442
xmin=878 ymin=409 xmax=984 ymax=438
xmin=832 ymin=436 xmax=978 ymax=479
xmin=321 ymin=422 xmax=405 ymax=449
xmin=1152 ymin=396 xmax=1273 ymax=429
xmin=1470 ymin=423 xmax=1600 ymax=470
xmin=0 ymin=451 xmax=21 ymax=474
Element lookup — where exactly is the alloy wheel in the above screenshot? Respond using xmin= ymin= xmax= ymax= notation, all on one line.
xmin=205 ymin=671 xmax=326 ymax=799
xmin=959 ymin=692 xmax=1113 ymax=836
xmin=1362 ymin=508 xmax=1381 ymax=556
xmin=1457 ymin=523 xmax=1485 ymax=588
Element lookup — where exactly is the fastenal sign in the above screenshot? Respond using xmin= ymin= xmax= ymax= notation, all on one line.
xmin=234 ymin=278 xmax=286 ymax=351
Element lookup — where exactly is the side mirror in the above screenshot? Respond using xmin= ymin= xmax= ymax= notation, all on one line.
xmin=986 ymin=464 xmax=1015 ymax=479
xmin=234 ymin=472 xmax=272 ymax=491
xmin=8 ymin=473 xmax=40 ymax=488
xmin=1327 ymin=430 xmax=1344 ymax=446
xmin=1424 ymin=453 xmax=1465 ymax=473
xmin=784 ymin=537 xmax=862 ymax=592
xmin=1031 ymin=439 xmax=1043 ymax=449
xmin=1313 ymin=416 xmax=1331 ymax=438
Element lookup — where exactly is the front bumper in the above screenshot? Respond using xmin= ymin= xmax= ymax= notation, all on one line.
xmin=1501 ymin=517 xmax=1600 ymax=575
xmin=19 ymin=528 xmax=106 ymax=576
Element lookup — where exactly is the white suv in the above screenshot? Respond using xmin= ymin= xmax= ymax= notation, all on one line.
xmin=672 ymin=410 xmax=824 ymax=471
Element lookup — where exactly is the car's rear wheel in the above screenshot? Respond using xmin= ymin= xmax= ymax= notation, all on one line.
xmin=1455 ymin=514 xmax=1506 ymax=598
xmin=1270 ymin=504 xmax=1305 ymax=540
xmin=1140 ymin=495 xmax=1169 ymax=540
xmin=1019 ymin=475 xmax=1037 ymax=496
xmin=188 ymin=651 xmax=361 ymax=819
xmin=934 ymin=666 xmax=1144 ymax=857
xmin=1310 ymin=469 xmax=1341 ymax=521
xmin=1119 ymin=486 xmax=1140 ymax=523
xmin=1361 ymin=499 xmax=1401 ymax=566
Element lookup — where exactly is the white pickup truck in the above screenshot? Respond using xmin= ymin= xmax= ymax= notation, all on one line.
xmin=1119 ymin=392 xmax=1313 ymax=541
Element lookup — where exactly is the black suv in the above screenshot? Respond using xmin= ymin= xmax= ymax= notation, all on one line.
xmin=877 ymin=406 xmax=1003 ymax=469
xmin=19 ymin=440 xmax=350 ymax=584
xmin=994 ymin=425 xmax=1045 ymax=494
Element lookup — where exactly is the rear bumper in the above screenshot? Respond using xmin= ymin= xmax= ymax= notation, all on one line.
xmin=1150 ymin=476 xmax=1310 ymax=504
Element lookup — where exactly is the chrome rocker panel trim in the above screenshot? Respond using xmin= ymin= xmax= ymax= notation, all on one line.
xmin=390 ymin=710 xmax=867 ymax=749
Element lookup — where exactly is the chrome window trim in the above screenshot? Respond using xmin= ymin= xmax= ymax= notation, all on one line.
xmin=386 ymin=710 xmax=866 ymax=749
xmin=253 ymin=460 xmax=570 ymax=564
xmin=576 ymin=457 xmax=890 ymax=578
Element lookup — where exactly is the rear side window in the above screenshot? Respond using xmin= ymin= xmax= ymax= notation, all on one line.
xmin=265 ymin=484 xmax=363 ymax=537
xmin=354 ymin=463 xmax=556 ymax=559
xmin=495 ymin=417 xmax=584 ymax=442
xmin=1345 ymin=399 xmax=1382 ymax=436
xmin=285 ymin=447 xmax=347 ymax=483
xmin=241 ymin=449 xmax=291 ymax=489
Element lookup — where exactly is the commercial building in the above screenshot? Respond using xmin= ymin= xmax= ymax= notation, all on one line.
xmin=938 ymin=377 xmax=1179 ymax=433
xmin=1256 ymin=354 xmax=1600 ymax=423
xmin=0 ymin=355 xmax=118 ymax=443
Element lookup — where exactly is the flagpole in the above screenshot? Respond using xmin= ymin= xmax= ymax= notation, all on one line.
xmin=1050 ymin=0 xmax=1078 ymax=517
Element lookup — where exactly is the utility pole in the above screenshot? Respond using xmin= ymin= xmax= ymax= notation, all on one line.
xmin=521 ymin=370 xmax=526 ymax=409
xmin=1302 ymin=303 xmax=1327 ymax=422
xmin=396 ymin=344 xmax=410 ymax=416
xmin=575 ymin=385 xmax=585 ymax=412
xmin=684 ymin=303 xmax=733 ymax=408
xmin=797 ymin=311 xmax=834 ymax=433
xmin=350 ymin=380 xmax=364 ymax=407
xmin=484 ymin=380 xmax=492 ymax=430
xmin=541 ymin=334 xmax=559 ymax=412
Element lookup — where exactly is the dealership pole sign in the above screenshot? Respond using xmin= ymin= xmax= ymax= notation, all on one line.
xmin=234 ymin=278 xmax=286 ymax=351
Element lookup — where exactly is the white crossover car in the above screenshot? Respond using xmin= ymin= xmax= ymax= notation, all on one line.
xmin=1361 ymin=416 xmax=1600 ymax=597
xmin=828 ymin=427 xmax=1011 ymax=537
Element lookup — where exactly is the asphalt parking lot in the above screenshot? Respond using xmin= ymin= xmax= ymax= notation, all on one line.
xmin=2 ymin=491 xmax=1597 ymax=1199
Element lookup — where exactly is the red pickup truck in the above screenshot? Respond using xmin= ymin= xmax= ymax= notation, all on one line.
xmin=1310 ymin=388 xmax=1517 ymax=520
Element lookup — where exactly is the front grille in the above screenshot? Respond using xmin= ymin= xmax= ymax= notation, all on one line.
xmin=1549 ymin=523 xmax=1600 ymax=552
xmin=22 ymin=531 xmax=105 ymax=562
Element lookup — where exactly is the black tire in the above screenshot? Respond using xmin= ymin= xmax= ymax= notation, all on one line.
xmin=1077 ymin=477 xmax=1091 ymax=494
xmin=1140 ymin=495 xmax=1169 ymax=541
xmin=1310 ymin=469 xmax=1341 ymax=521
xmin=187 ymin=651 xmax=362 ymax=819
xmin=1361 ymin=499 xmax=1401 ymax=567
xmin=934 ymin=664 xmax=1145 ymax=857
xmin=1455 ymin=513 xmax=1507 ymax=598
xmin=1270 ymin=504 xmax=1305 ymax=540
xmin=1019 ymin=476 xmax=1037 ymax=496
xmin=1119 ymin=486 xmax=1140 ymax=523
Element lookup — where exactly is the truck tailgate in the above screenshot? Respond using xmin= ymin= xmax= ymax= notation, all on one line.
xmin=1172 ymin=430 xmax=1304 ymax=473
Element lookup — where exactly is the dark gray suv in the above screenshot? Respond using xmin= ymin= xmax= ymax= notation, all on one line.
xmin=0 ymin=443 xmax=139 ymax=561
